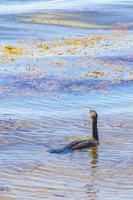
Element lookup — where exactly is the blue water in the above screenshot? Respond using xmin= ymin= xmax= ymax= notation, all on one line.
xmin=0 ymin=0 xmax=133 ymax=14
xmin=0 ymin=1 xmax=133 ymax=200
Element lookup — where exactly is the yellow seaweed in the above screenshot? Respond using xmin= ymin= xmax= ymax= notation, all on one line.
xmin=37 ymin=44 xmax=50 ymax=51
xmin=85 ymin=71 xmax=105 ymax=78
xmin=3 ymin=45 xmax=25 ymax=55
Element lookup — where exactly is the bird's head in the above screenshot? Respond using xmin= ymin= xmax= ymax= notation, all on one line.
xmin=89 ymin=110 xmax=98 ymax=119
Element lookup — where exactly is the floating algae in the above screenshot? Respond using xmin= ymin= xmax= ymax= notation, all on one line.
xmin=85 ymin=71 xmax=105 ymax=78
xmin=37 ymin=44 xmax=50 ymax=51
xmin=2 ymin=45 xmax=25 ymax=55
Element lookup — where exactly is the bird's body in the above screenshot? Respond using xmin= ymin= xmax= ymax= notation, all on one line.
xmin=67 ymin=138 xmax=98 ymax=150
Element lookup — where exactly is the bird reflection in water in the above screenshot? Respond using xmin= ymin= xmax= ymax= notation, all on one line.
xmin=85 ymin=147 xmax=99 ymax=200
xmin=90 ymin=147 xmax=98 ymax=169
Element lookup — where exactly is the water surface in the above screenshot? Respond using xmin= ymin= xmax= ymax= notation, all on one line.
xmin=0 ymin=0 xmax=133 ymax=199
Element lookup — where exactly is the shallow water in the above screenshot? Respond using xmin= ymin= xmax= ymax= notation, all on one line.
xmin=0 ymin=1 xmax=133 ymax=200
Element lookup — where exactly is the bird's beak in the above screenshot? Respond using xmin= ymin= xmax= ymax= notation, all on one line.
xmin=88 ymin=107 xmax=91 ymax=113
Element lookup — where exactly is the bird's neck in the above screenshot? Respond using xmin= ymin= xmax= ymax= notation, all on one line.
xmin=92 ymin=118 xmax=99 ymax=141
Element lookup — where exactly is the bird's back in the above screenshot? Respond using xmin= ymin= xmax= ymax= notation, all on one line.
xmin=70 ymin=139 xmax=98 ymax=150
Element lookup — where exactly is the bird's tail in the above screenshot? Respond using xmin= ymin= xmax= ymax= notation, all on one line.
xmin=48 ymin=146 xmax=72 ymax=154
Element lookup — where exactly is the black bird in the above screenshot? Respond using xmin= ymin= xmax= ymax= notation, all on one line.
xmin=67 ymin=110 xmax=99 ymax=150
xmin=49 ymin=110 xmax=99 ymax=153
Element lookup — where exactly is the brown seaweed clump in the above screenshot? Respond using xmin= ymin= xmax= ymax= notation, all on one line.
xmin=2 ymin=45 xmax=25 ymax=55
xmin=37 ymin=44 xmax=50 ymax=51
xmin=85 ymin=71 xmax=105 ymax=78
